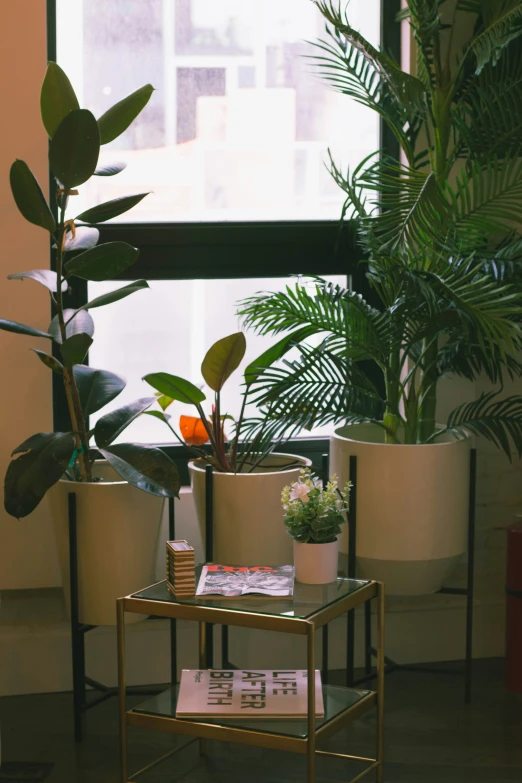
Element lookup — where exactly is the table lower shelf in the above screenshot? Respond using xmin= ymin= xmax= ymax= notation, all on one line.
xmin=127 ymin=684 xmax=376 ymax=753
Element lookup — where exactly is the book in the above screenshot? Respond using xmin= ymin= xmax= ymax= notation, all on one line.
xmin=166 ymin=540 xmax=196 ymax=597
xmin=195 ymin=564 xmax=294 ymax=598
xmin=176 ymin=669 xmax=324 ymax=718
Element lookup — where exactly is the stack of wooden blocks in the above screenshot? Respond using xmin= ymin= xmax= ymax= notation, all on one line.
xmin=166 ymin=540 xmax=196 ymax=597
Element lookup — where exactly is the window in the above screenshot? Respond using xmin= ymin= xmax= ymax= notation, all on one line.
xmin=50 ymin=0 xmax=399 ymax=461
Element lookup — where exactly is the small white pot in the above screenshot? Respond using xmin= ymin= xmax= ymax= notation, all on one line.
xmin=48 ymin=462 xmax=164 ymax=626
xmin=293 ymin=539 xmax=339 ymax=584
xmin=189 ymin=453 xmax=311 ymax=564
xmin=330 ymin=423 xmax=470 ymax=595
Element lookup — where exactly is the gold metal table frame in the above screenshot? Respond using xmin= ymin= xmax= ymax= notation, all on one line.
xmin=117 ymin=577 xmax=384 ymax=783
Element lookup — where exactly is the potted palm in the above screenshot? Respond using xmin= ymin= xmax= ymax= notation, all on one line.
xmin=1 ymin=64 xmax=180 ymax=624
xmin=282 ymin=468 xmax=349 ymax=584
xmin=144 ymin=331 xmax=310 ymax=564
xmin=239 ymin=1 xmax=522 ymax=594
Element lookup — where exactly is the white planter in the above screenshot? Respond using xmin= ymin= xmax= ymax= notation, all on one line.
xmin=330 ymin=424 xmax=470 ymax=595
xmin=189 ymin=453 xmax=311 ymax=565
xmin=293 ymin=539 xmax=339 ymax=584
xmin=49 ymin=462 xmax=164 ymax=626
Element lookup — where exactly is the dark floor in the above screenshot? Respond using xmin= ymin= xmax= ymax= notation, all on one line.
xmin=1 ymin=659 xmax=521 ymax=782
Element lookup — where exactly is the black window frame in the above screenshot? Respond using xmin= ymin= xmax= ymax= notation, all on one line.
xmin=47 ymin=0 xmax=401 ymax=480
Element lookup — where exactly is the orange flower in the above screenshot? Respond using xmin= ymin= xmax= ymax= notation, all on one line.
xmin=180 ymin=415 xmax=210 ymax=447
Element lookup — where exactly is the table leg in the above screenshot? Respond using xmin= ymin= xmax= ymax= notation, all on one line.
xmin=307 ymin=622 xmax=316 ymax=783
xmin=199 ymin=622 xmax=207 ymax=757
xmin=117 ymin=599 xmax=127 ymax=783
xmin=376 ymin=584 xmax=385 ymax=783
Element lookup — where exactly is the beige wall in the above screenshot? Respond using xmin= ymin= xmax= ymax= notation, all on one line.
xmin=0 ymin=0 xmax=61 ymax=588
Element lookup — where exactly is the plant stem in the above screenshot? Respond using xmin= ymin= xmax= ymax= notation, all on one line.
xmin=417 ymin=337 xmax=438 ymax=443
xmin=384 ymin=348 xmax=401 ymax=444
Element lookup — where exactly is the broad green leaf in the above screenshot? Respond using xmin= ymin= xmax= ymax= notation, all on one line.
xmin=48 ymin=309 xmax=95 ymax=344
xmin=144 ymin=410 xmax=172 ymax=422
xmin=9 ymin=160 xmax=56 ymax=232
xmin=75 ymin=193 xmax=149 ymax=224
xmin=49 ymin=109 xmax=100 ymax=188
xmin=94 ymin=397 xmax=155 ymax=448
xmin=201 ymin=332 xmax=246 ymax=392
xmin=73 ymin=364 xmax=126 ymax=415
xmin=40 ymin=62 xmax=79 ymax=138
xmin=60 ymin=333 xmax=93 ymax=366
xmin=0 ymin=319 xmax=51 ymax=339
xmin=64 ymin=242 xmax=139 ymax=281
xmin=99 ymin=443 xmax=180 ymax=498
xmin=93 ymin=161 xmax=127 ymax=176
xmin=8 ymin=269 xmax=67 ymax=293
xmin=157 ymin=393 xmax=174 ymax=411
xmin=97 ymin=84 xmax=154 ymax=144
xmin=70 ymin=280 xmax=149 ymax=317
xmin=63 ymin=226 xmax=99 ymax=253
xmin=32 ymin=349 xmax=63 ymax=374
xmin=4 ymin=432 xmax=75 ymax=518
xmin=245 ymin=327 xmax=316 ymax=384
xmin=143 ymin=373 xmax=206 ymax=405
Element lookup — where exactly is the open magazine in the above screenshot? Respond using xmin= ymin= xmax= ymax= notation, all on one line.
xmin=196 ymin=565 xmax=294 ymax=598
xmin=176 ymin=669 xmax=324 ymax=718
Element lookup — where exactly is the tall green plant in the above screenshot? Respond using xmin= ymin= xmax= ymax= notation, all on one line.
xmin=1 ymin=63 xmax=180 ymax=518
xmin=239 ymin=1 xmax=522 ymax=456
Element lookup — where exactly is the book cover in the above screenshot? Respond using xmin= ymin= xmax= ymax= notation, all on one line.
xmin=196 ymin=564 xmax=294 ymax=598
xmin=176 ymin=669 xmax=324 ymax=718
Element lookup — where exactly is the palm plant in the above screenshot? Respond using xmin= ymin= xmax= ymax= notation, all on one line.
xmin=239 ymin=0 xmax=522 ymax=457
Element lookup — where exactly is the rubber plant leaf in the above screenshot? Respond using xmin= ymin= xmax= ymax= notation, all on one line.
xmin=9 ymin=160 xmax=56 ymax=232
xmin=65 ymin=242 xmax=139 ymax=281
xmin=99 ymin=443 xmax=181 ymax=498
xmin=202 ymin=332 xmax=246 ymax=392
xmin=63 ymin=226 xmax=100 ymax=253
xmin=75 ymin=194 xmax=149 ymax=224
xmin=69 ymin=280 xmax=149 ymax=315
xmin=93 ymin=161 xmax=127 ymax=176
xmin=97 ymin=84 xmax=154 ymax=144
xmin=48 ymin=309 xmax=95 ymax=344
xmin=73 ymin=365 xmax=126 ymax=416
xmin=0 ymin=319 xmax=52 ymax=339
xmin=94 ymin=397 xmax=156 ymax=448
xmin=49 ymin=109 xmax=100 ymax=188
xmin=40 ymin=62 xmax=79 ymax=138
xmin=60 ymin=333 xmax=93 ymax=366
xmin=32 ymin=350 xmax=64 ymax=374
xmin=8 ymin=269 xmax=67 ymax=293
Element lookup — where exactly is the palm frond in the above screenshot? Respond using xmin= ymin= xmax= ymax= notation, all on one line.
xmin=463 ymin=0 xmax=522 ymax=74
xmin=434 ymin=391 xmax=522 ymax=459
xmin=438 ymin=337 xmax=522 ymax=384
xmin=400 ymin=1 xmax=443 ymax=90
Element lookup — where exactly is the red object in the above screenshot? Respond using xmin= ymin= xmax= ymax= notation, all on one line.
xmin=506 ymin=524 xmax=522 ymax=693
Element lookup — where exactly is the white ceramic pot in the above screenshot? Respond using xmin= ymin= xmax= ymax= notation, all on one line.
xmin=49 ymin=462 xmax=164 ymax=626
xmin=293 ymin=539 xmax=339 ymax=584
xmin=330 ymin=424 xmax=470 ymax=595
xmin=189 ymin=453 xmax=311 ymax=565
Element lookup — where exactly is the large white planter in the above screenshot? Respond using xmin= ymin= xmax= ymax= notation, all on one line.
xmin=330 ymin=424 xmax=470 ymax=595
xmin=49 ymin=462 xmax=164 ymax=626
xmin=293 ymin=539 xmax=339 ymax=584
xmin=189 ymin=453 xmax=311 ymax=565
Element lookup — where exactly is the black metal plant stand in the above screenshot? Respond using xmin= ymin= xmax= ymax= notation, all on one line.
xmin=68 ymin=494 xmax=178 ymax=742
xmin=345 ymin=448 xmax=477 ymax=703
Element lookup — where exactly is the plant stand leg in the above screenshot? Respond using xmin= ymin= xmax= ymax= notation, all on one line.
xmin=346 ymin=456 xmax=357 ymax=687
xmin=307 ymin=622 xmax=316 ymax=783
xmin=68 ymin=492 xmax=85 ymax=743
xmin=321 ymin=453 xmax=329 ymax=685
xmin=376 ymin=584 xmax=385 ymax=783
xmin=117 ymin=599 xmax=127 ymax=783
xmin=168 ymin=497 xmax=177 ymax=684
xmin=199 ymin=622 xmax=207 ymax=756
xmin=205 ymin=466 xmax=214 ymax=668
xmin=465 ymin=448 xmax=477 ymax=704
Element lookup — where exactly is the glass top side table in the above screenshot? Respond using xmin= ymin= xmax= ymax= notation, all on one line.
xmin=117 ymin=570 xmax=384 ymax=783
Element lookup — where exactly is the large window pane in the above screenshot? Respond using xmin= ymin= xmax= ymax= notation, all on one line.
xmin=57 ymin=0 xmax=380 ymax=222
xmin=88 ymin=276 xmax=347 ymax=443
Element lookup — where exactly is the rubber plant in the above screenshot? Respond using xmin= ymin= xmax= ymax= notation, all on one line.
xmin=1 ymin=63 xmax=180 ymax=518
xmin=238 ymin=0 xmax=522 ymax=458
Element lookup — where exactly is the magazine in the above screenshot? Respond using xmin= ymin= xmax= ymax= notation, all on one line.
xmin=196 ymin=564 xmax=294 ymax=598
xmin=176 ymin=669 xmax=324 ymax=718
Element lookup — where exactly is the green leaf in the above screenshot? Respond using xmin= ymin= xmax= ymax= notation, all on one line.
xmin=48 ymin=309 xmax=95 ymax=344
xmin=94 ymin=397 xmax=156 ymax=447
xmin=4 ymin=432 xmax=75 ymax=518
xmin=60 ymin=333 xmax=93 ymax=366
xmin=32 ymin=349 xmax=63 ymax=374
xmin=99 ymin=444 xmax=180 ymax=498
xmin=9 ymin=160 xmax=56 ymax=232
xmin=7 ymin=269 xmax=67 ymax=293
xmin=143 ymin=373 xmax=206 ymax=405
xmin=97 ymin=84 xmax=154 ymax=145
xmin=73 ymin=364 xmax=126 ymax=415
xmin=70 ymin=280 xmax=149 ymax=317
xmin=144 ymin=410 xmax=172 ymax=422
xmin=0 ymin=319 xmax=52 ymax=339
xmin=75 ymin=193 xmax=149 ymax=223
xmin=93 ymin=161 xmax=127 ymax=176
xmin=49 ymin=109 xmax=100 ymax=188
xmin=201 ymin=332 xmax=246 ymax=392
xmin=64 ymin=242 xmax=139 ymax=281
xmin=63 ymin=226 xmax=100 ymax=253
xmin=40 ymin=62 xmax=79 ymax=138
xmin=245 ymin=327 xmax=316 ymax=385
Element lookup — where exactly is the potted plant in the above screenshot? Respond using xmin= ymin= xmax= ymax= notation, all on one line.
xmin=143 ymin=331 xmax=311 ymax=564
xmin=282 ymin=468 xmax=349 ymax=584
xmin=239 ymin=2 xmax=522 ymax=594
xmin=0 ymin=63 xmax=180 ymax=624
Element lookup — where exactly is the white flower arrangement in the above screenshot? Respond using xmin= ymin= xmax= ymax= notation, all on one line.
xmin=281 ymin=467 xmax=351 ymax=544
